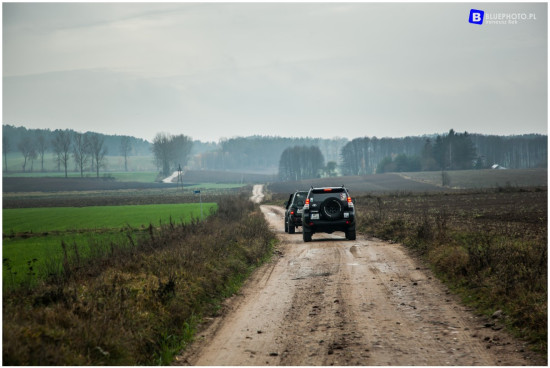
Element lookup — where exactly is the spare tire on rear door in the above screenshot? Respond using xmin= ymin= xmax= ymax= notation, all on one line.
xmin=320 ymin=197 xmax=343 ymax=220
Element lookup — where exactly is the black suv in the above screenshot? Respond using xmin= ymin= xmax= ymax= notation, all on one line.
xmin=284 ymin=191 xmax=308 ymax=234
xmin=301 ymin=186 xmax=356 ymax=242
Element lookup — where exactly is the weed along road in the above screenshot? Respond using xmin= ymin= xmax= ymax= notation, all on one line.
xmin=175 ymin=205 xmax=542 ymax=366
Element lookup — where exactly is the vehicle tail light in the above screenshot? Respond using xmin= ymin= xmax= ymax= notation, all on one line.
xmin=347 ymin=196 xmax=354 ymax=207
xmin=290 ymin=211 xmax=294 ymax=215
xmin=323 ymin=188 xmax=332 ymax=192
xmin=304 ymin=198 xmax=310 ymax=210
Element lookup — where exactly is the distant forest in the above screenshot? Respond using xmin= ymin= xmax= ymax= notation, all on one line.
xmin=193 ymin=131 xmax=546 ymax=174
xmin=340 ymin=131 xmax=547 ymax=175
xmin=2 ymin=124 xmax=547 ymax=175
xmin=192 ymin=136 xmax=348 ymax=173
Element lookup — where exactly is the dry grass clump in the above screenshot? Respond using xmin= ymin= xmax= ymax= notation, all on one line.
xmin=356 ymin=188 xmax=547 ymax=355
xmin=3 ymin=194 xmax=275 ymax=365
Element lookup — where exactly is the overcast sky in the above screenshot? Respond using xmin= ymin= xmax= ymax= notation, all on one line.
xmin=3 ymin=2 xmax=547 ymax=142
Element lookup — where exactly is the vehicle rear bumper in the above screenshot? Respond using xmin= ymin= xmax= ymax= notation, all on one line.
xmin=302 ymin=219 xmax=355 ymax=233
xmin=289 ymin=215 xmax=303 ymax=226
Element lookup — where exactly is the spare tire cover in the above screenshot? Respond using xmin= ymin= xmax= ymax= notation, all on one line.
xmin=320 ymin=197 xmax=343 ymax=220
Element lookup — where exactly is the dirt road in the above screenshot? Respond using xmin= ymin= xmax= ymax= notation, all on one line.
xmin=175 ymin=205 xmax=543 ymax=366
xmin=250 ymin=184 xmax=265 ymax=204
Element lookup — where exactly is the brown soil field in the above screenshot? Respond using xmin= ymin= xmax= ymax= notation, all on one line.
xmin=268 ymin=169 xmax=548 ymax=195
xmin=2 ymin=192 xmax=224 ymax=209
xmin=355 ymin=188 xmax=547 ymax=237
xmin=268 ymin=173 xmax=446 ymax=194
xmin=3 ymin=177 xmax=179 ymax=193
xmin=182 ymin=170 xmax=275 ymax=184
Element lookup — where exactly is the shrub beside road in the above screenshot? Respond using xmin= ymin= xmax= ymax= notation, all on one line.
xmin=355 ymin=188 xmax=547 ymax=354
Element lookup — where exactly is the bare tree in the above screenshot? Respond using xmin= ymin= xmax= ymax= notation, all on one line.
xmin=36 ymin=133 xmax=49 ymax=172
xmin=88 ymin=133 xmax=107 ymax=178
xmin=170 ymin=134 xmax=193 ymax=171
xmin=3 ymin=134 xmax=11 ymax=172
xmin=18 ymin=136 xmax=36 ymax=172
xmin=119 ymin=136 xmax=132 ymax=172
xmin=152 ymin=133 xmax=193 ymax=177
xmin=52 ymin=130 xmax=72 ymax=178
xmin=153 ymin=133 xmax=172 ymax=177
xmin=72 ymin=132 xmax=90 ymax=177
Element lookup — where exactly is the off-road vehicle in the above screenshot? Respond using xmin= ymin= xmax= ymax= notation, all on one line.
xmin=284 ymin=190 xmax=308 ymax=234
xmin=301 ymin=186 xmax=356 ymax=242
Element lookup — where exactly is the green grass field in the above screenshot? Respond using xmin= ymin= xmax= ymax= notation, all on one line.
xmin=3 ymin=203 xmax=215 ymax=234
xmin=3 ymin=203 xmax=217 ymax=286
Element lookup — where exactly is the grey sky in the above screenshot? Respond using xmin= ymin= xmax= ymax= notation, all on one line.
xmin=3 ymin=2 xmax=547 ymax=142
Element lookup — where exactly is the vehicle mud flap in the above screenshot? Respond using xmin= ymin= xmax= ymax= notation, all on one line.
xmin=288 ymin=221 xmax=295 ymax=234
xmin=303 ymin=228 xmax=312 ymax=242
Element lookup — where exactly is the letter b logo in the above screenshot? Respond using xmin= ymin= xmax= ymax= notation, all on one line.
xmin=469 ymin=9 xmax=484 ymax=24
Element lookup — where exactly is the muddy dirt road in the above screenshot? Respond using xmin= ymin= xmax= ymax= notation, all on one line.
xmin=175 ymin=205 xmax=543 ymax=366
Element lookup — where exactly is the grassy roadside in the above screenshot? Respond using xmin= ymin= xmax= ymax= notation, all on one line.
xmin=2 ymin=195 xmax=277 ymax=365
xmin=355 ymin=188 xmax=547 ymax=356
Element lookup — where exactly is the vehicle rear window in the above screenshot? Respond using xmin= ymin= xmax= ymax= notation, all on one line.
xmin=293 ymin=192 xmax=307 ymax=206
xmin=309 ymin=189 xmax=347 ymax=203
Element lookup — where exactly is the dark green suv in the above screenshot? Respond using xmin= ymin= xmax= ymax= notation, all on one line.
xmin=284 ymin=191 xmax=308 ymax=234
xmin=301 ymin=186 xmax=356 ymax=242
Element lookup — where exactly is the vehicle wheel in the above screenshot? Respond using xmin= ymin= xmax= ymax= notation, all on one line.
xmin=288 ymin=222 xmax=295 ymax=234
xmin=346 ymin=228 xmax=356 ymax=240
xmin=284 ymin=217 xmax=288 ymax=233
xmin=320 ymin=197 xmax=343 ymax=220
xmin=303 ymin=230 xmax=312 ymax=242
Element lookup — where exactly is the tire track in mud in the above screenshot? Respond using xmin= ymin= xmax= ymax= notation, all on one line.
xmin=345 ymin=243 xmax=491 ymax=365
xmin=278 ymin=245 xmax=348 ymax=365
xmin=174 ymin=205 xmax=544 ymax=366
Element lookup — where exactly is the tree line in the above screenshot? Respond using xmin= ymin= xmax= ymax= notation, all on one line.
xmin=471 ymin=134 xmax=547 ymax=169
xmin=341 ymin=130 xmax=547 ymax=175
xmin=193 ymin=136 xmax=348 ymax=172
xmin=2 ymin=125 xmax=196 ymax=178
xmin=7 ymin=130 xmax=111 ymax=178
xmin=3 ymin=124 xmax=547 ymax=177
xmin=3 ymin=125 xmax=151 ymax=157
xmin=2 ymin=125 xmax=151 ymax=175
xmin=2 ymin=128 xmax=110 ymax=178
